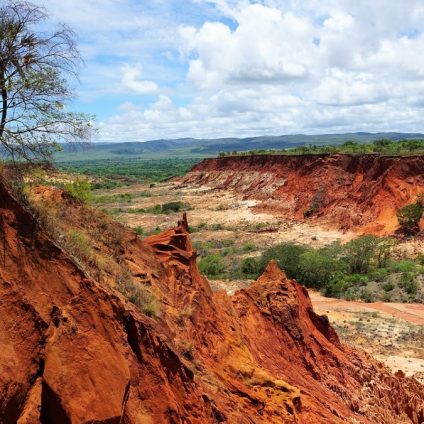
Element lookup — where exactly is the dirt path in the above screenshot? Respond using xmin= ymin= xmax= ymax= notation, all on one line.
xmin=311 ymin=293 xmax=424 ymax=325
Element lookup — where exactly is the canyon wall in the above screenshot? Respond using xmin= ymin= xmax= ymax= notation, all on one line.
xmin=181 ymin=154 xmax=424 ymax=234
xmin=0 ymin=180 xmax=423 ymax=423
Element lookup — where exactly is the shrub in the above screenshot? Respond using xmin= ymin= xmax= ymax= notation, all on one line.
xmin=65 ymin=177 xmax=92 ymax=203
xmin=342 ymin=235 xmax=378 ymax=274
xmin=382 ymin=282 xmax=395 ymax=292
xmin=259 ymin=243 xmax=307 ymax=279
xmin=399 ymin=273 xmax=418 ymax=295
xmin=297 ymin=250 xmax=342 ymax=289
xmin=396 ymin=200 xmax=423 ymax=233
xmin=64 ymin=229 xmax=93 ymax=263
xmin=360 ymin=289 xmax=374 ymax=303
xmin=323 ymin=278 xmax=349 ymax=298
xmin=240 ymin=257 xmax=260 ymax=277
xmin=198 ymin=254 xmax=226 ymax=277
xmin=388 ymin=260 xmax=416 ymax=273
xmin=242 ymin=242 xmax=256 ymax=253
xmin=115 ymin=270 xmax=159 ymax=317
xmin=134 ymin=226 xmax=145 ymax=236
xmin=162 ymin=201 xmax=187 ymax=213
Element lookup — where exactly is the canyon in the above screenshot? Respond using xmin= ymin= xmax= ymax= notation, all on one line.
xmin=1 ymin=172 xmax=424 ymax=423
xmin=180 ymin=154 xmax=424 ymax=235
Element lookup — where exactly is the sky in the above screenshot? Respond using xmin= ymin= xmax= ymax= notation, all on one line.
xmin=35 ymin=0 xmax=424 ymax=141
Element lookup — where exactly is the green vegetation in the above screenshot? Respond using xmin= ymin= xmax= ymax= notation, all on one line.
xmin=90 ymin=191 xmax=152 ymax=204
xmin=218 ymin=138 xmax=424 ymax=157
xmin=397 ymin=197 xmax=423 ymax=234
xmin=196 ymin=235 xmax=423 ymax=302
xmin=64 ymin=177 xmax=92 ymax=202
xmin=198 ymin=254 xmax=226 ymax=277
xmin=0 ymin=1 xmax=92 ymax=161
xmin=59 ymin=157 xmax=200 ymax=184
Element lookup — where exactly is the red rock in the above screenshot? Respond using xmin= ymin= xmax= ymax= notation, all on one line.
xmin=1 ymin=179 xmax=423 ymax=423
xmin=181 ymin=154 xmax=424 ymax=235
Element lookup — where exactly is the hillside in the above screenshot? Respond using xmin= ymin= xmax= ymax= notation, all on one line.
xmin=1 ymin=175 xmax=424 ymax=423
xmin=52 ymin=132 xmax=424 ymax=161
xmin=181 ymin=153 xmax=424 ymax=235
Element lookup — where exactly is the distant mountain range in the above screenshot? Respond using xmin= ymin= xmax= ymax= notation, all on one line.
xmin=48 ymin=132 xmax=424 ymax=162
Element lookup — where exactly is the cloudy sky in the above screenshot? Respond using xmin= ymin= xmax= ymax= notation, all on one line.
xmin=36 ymin=0 xmax=424 ymax=141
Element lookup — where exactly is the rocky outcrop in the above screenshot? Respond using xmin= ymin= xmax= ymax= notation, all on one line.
xmin=180 ymin=154 xmax=424 ymax=235
xmin=1 ymin=180 xmax=424 ymax=423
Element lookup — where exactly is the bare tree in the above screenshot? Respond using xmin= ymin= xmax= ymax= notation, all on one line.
xmin=0 ymin=0 xmax=94 ymax=161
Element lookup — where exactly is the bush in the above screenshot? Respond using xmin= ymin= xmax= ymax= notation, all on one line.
xmin=399 ymin=273 xmax=418 ymax=295
xmin=382 ymin=282 xmax=395 ymax=292
xmin=65 ymin=177 xmax=92 ymax=202
xmin=240 ymin=257 xmax=260 ymax=277
xmin=258 ymin=243 xmax=307 ymax=279
xmin=198 ymin=254 xmax=226 ymax=277
xmin=388 ymin=260 xmax=415 ymax=273
xmin=297 ymin=250 xmax=342 ymax=289
xmin=323 ymin=278 xmax=349 ymax=298
xmin=134 ymin=226 xmax=145 ymax=236
xmin=162 ymin=201 xmax=187 ymax=213
xmin=64 ymin=229 xmax=94 ymax=262
xmin=115 ymin=269 xmax=159 ymax=317
xmin=342 ymin=235 xmax=378 ymax=274
xmin=360 ymin=289 xmax=375 ymax=303
xmin=242 ymin=242 xmax=256 ymax=253
xmin=397 ymin=200 xmax=423 ymax=233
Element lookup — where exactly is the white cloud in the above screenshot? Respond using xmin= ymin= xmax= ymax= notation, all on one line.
xmin=34 ymin=0 xmax=424 ymax=140
xmin=121 ymin=64 xmax=158 ymax=94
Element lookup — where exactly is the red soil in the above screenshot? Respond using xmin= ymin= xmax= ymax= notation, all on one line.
xmin=181 ymin=154 xmax=424 ymax=235
xmin=1 ymin=182 xmax=424 ymax=423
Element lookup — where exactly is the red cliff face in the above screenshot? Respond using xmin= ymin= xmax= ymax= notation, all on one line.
xmin=1 ymin=181 xmax=424 ymax=423
xmin=181 ymin=154 xmax=424 ymax=235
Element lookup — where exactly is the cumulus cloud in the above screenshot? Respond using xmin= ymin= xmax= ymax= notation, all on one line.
xmin=121 ymin=64 xmax=158 ymax=94
xmin=36 ymin=0 xmax=424 ymax=140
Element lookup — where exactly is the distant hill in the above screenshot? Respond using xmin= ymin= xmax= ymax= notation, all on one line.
xmin=48 ymin=132 xmax=424 ymax=162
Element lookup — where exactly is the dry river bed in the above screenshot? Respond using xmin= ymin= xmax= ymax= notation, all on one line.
xmin=95 ymin=180 xmax=424 ymax=383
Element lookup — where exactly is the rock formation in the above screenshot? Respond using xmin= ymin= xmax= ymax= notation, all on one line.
xmin=180 ymin=154 xmax=424 ymax=235
xmin=1 ymin=179 xmax=424 ymax=423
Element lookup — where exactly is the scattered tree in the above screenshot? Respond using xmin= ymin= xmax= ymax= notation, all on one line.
xmin=0 ymin=0 xmax=94 ymax=161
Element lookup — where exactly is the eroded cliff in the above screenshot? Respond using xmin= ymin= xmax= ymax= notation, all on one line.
xmin=0 ymin=179 xmax=423 ymax=423
xmin=180 ymin=154 xmax=424 ymax=235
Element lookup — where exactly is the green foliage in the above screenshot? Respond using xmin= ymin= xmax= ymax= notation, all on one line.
xmin=258 ymin=243 xmax=307 ymax=279
xmin=161 ymin=201 xmax=187 ymax=213
xmin=388 ymin=260 xmax=416 ymax=273
xmin=342 ymin=235 xmax=379 ymax=274
xmin=242 ymin=242 xmax=256 ymax=252
xmin=0 ymin=1 xmax=93 ymax=161
xmin=198 ymin=254 xmax=226 ymax=277
xmin=382 ymin=281 xmax=395 ymax=292
xmin=134 ymin=226 xmax=145 ymax=236
xmin=64 ymin=177 xmax=91 ymax=203
xmin=397 ymin=200 xmax=423 ymax=233
xmin=240 ymin=257 xmax=260 ymax=277
xmin=217 ymin=138 xmax=424 ymax=157
xmin=254 ymin=237 xmax=422 ymax=302
xmin=360 ymin=289 xmax=375 ymax=303
xmin=59 ymin=158 xmax=200 ymax=184
xmin=134 ymin=201 xmax=190 ymax=215
xmin=297 ymin=250 xmax=342 ymax=289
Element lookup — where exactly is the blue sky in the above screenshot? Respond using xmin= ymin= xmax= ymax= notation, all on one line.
xmin=36 ymin=0 xmax=424 ymax=141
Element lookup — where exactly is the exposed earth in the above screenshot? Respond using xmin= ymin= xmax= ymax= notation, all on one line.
xmin=93 ymin=176 xmax=424 ymax=386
